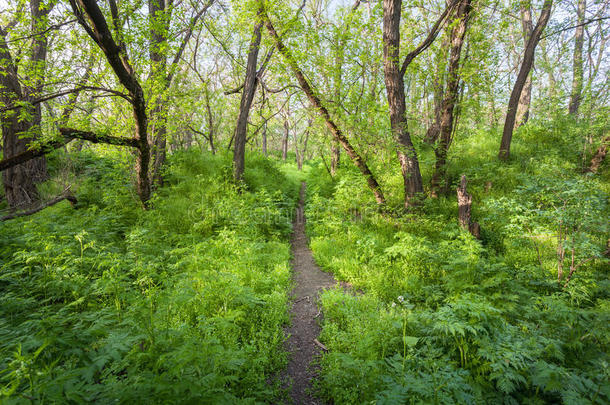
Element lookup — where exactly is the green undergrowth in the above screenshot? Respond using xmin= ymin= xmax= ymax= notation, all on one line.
xmin=0 ymin=150 xmax=300 ymax=403
xmin=305 ymin=120 xmax=610 ymax=404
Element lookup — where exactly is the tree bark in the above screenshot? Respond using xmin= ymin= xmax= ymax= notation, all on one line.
xmin=430 ymin=0 xmax=472 ymax=197
xmin=70 ymin=0 xmax=151 ymax=205
xmin=457 ymin=174 xmax=480 ymax=238
xmin=499 ymin=0 xmax=552 ymax=160
xmin=569 ymin=0 xmax=585 ymax=115
xmin=0 ymin=1 xmax=54 ymax=209
xmin=234 ymin=10 xmax=262 ymax=182
xmin=382 ymin=0 xmax=424 ymax=207
xmin=0 ymin=128 xmax=140 ymax=172
xmin=515 ymin=5 xmax=533 ymax=128
xmin=262 ymin=6 xmax=386 ymax=204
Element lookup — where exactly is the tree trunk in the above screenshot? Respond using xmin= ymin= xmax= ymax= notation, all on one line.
xmin=457 ymin=174 xmax=480 ymax=238
xmin=262 ymin=7 xmax=385 ymax=204
xmin=262 ymin=122 xmax=267 ymax=156
xmin=515 ymin=5 xmax=533 ymax=128
xmin=282 ymin=118 xmax=289 ymax=160
xmin=330 ymin=142 xmax=340 ymax=175
xmin=589 ymin=134 xmax=609 ymax=173
xmin=204 ymin=88 xmax=216 ymax=154
xmin=0 ymin=1 xmax=53 ymax=209
xmin=299 ymin=128 xmax=309 ymax=170
xmin=71 ymin=0 xmax=151 ymax=205
xmin=233 ymin=10 xmax=262 ymax=182
xmin=569 ymin=0 xmax=585 ymax=115
xmin=430 ymin=0 xmax=472 ymax=197
xmin=499 ymin=0 xmax=552 ymax=160
xmin=382 ymin=0 xmax=424 ymax=207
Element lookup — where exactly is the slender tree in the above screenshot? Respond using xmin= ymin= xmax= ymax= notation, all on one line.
xmin=515 ymin=4 xmax=533 ymax=127
xmin=569 ymin=0 xmax=585 ymax=115
xmin=233 ymin=8 xmax=263 ymax=182
xmin=430 ymin=0 xmax=473 ymax=197
xmin=499 ymin=0 xmax=552 ymax=160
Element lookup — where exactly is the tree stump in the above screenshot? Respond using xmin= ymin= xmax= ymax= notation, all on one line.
xmin=457 ymin=175 xmax=480 ymax=238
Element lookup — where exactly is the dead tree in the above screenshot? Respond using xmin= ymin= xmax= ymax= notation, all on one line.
xmin=457 ymin=175 xmax=480 ymax=238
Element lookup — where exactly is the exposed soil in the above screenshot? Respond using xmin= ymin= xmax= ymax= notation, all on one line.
xmin=281 ymin=182 xmax=337 ymax=404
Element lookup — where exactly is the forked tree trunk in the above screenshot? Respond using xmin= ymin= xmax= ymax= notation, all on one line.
xmin=382 ymin=0 xmax=424 ymax=207
xmin=569 ymin=0 xmax=585 ymax=115
xmin=499 ymin=0 xmax=552 ymax=160
xmin=430 ymin=0 xmax=472 ymax=197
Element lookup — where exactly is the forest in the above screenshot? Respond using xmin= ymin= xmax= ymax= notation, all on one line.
xmin=0 ymin=0 xmax=609 ymax=403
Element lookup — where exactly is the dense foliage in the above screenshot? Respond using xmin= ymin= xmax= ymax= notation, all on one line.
xmin=0 ymin=151 xmax=300 ymax=403
xmin=305 ymin=118 xmax=610 ymax=404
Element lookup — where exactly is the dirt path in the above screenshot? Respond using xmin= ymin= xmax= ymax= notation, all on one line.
xmin=282 ymin=182 xmax=336 ymax=404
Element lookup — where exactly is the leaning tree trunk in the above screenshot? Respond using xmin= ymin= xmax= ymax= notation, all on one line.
xmin=430 ymin=0 xmax=472 ymax=197
xmin=233 ymin=10 xmax=262 ymax=182
xmin=383 ymin=0 xmax=424 ymax=207
xmin=569 ymin=0 xmax=585 ymax=115
xmin=515 ymin=5 xmax=534 ymax=128
xmin=70 ymin=0 xmax=151 ymax=204
xmin=499 ymin=0 xmax=552 ymax=160
xmin=262 ymin=6 xmax=386 ymax=204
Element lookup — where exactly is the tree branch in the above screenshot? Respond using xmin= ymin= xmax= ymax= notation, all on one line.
xmin=400 ymin=0 xmax=459 ymax=76
xmin=0 ymin=128 xmax=139 ymax=172
xmin=1 ymin=189 xmax=77 ymax=221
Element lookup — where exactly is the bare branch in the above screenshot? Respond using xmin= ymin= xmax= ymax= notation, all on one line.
xmin=1 ymin=189 xmax=77 ymax=221
xmin=400 ymin=0 xmax=460 ymax=76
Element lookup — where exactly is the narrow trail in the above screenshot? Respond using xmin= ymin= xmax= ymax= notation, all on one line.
xmin=282 ymin=182 xmax=336 ymax=404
